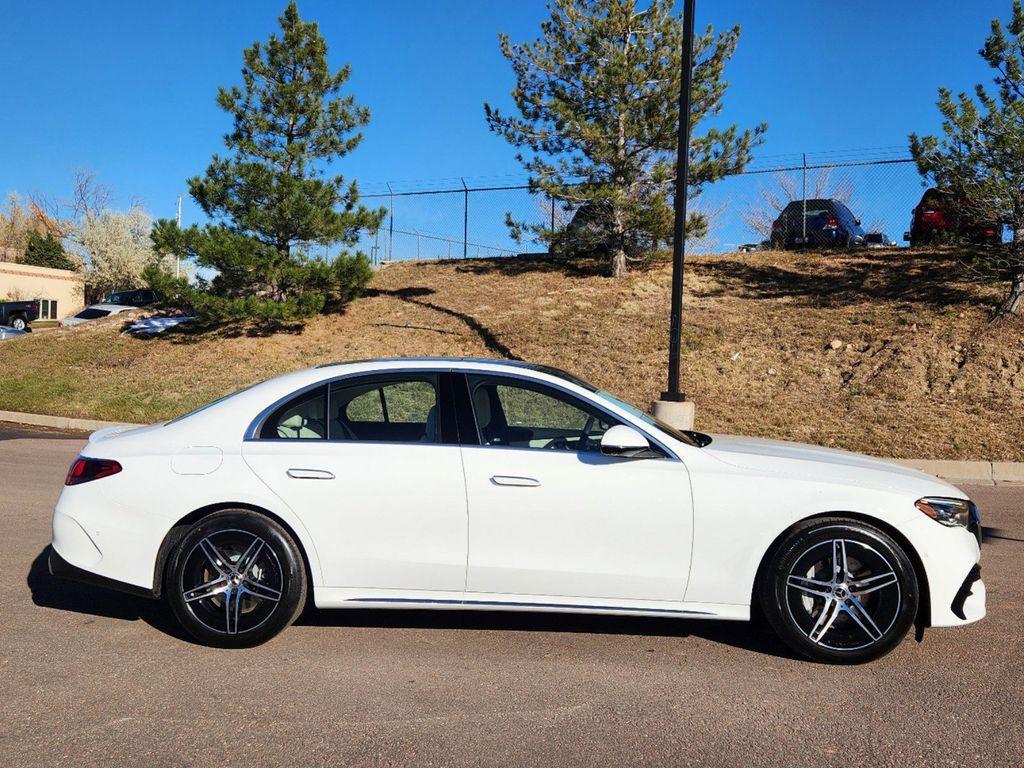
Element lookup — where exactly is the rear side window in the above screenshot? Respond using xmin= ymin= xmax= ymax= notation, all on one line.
xmin=330 ymin=375 xmax=440 ymax=443
xmin=259 ymin=386 xmax=327 ymax=439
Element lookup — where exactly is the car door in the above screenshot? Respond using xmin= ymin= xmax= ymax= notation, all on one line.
xmin=241 ymin=371 xmax=468 ymax=595
xmin=458 ymin=373 xmax=693 ymax=604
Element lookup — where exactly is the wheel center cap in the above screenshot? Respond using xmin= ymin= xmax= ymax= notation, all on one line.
xmin=834 ymin=585 xmax=849 ymax=599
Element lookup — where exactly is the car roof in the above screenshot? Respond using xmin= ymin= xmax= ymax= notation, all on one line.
xmin=314 ymin=357 xmax=597 ymax=388
xmin=87 ymin=303 xmax=134 ymax=311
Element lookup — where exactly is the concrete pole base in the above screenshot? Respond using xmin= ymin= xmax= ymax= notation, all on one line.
xmin=650 ymin=399 xmax=695 ymax=430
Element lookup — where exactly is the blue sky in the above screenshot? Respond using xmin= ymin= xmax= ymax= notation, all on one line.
xmin=0 ymin=0 xmax=1013 ymax=253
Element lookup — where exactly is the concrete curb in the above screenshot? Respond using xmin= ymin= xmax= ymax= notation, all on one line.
xmin=1 ymin=409 xmax=1021 ymax=485
xmin=0 ymin=410 xmax=136 ymax=433
xmin=892 ymin=459 xmax=1024 ymax=486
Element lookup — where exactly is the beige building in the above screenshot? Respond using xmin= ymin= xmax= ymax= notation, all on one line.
xmin=0 ymin=261 xmax=85 ymax=320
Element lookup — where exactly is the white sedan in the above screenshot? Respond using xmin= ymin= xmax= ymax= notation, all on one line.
xmin=49 ymin=358 xmax=985 ymax=662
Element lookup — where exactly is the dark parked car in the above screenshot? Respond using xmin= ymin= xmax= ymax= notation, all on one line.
xmin=769 ymin=199 xmax=866 ymax=249
xmin=0 ymin=299 xmax=44 ymax=331
xmin=905 ymin=188 xmax=1001 ymax=247
xmin=102 ymin=288 xmax=159 ymax=307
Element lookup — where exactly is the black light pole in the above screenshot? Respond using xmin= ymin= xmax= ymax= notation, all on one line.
xmin=661 ymin=0 xmax=696 ymax=403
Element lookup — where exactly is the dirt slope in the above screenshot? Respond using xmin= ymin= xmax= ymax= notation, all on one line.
xmin=0 ymin=248 xmax=1021 ymax=460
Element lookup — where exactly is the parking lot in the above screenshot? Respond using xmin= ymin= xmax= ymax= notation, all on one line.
xmin=1 ymin=423 xmax=1021 ymax=767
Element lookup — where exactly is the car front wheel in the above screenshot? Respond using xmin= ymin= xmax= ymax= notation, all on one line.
xmin=760 ymin=519 xmax=919 ymax=664
xmin=166 ymin=510 xmax=307 ymax=647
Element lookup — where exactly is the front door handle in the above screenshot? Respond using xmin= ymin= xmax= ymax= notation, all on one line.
xmin=490 ymin=475 xmax=541 ymax=487
xmin=287 ymin=468 xmax=335 ymax=480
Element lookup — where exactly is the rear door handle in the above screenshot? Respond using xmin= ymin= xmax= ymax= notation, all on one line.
xmin=490 ymin=475 xmax=541 ymax=487
xmin=287 ymin=468 xmax=335 ymax=480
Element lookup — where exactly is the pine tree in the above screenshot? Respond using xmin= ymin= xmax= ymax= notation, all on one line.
xmin=152 ymin=2 xmax=381 ymax=320
xmin=485 ymin=0 xmax=765 ymax=276
xmin=910 ymin=0 xmax=1024 ymax=317
xmin=23 ymin=231 xmax=75 ymax=271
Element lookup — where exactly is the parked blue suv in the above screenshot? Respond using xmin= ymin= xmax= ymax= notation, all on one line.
xmin=769 ymin=199 xmax=866 ymax=249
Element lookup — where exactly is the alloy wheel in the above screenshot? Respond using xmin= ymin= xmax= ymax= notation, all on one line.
xmin=784 ymin=538 xmax=901 ymax=651
xmin=178 ymin=529 xmax=284 ymax=635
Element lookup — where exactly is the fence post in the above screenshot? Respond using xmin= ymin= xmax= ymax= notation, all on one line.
xmin=550 ymin=193 xmax=555 ymax=234
xmin=387 ymin=183 xmax=394 ymax=261
xmin=801 ymin=154 xmax=807 ymax=245
xmin=461 ymin=177 xmax=469 ymax=258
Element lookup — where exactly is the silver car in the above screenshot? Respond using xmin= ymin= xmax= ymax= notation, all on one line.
xmin=59 ymin=303 xmax=135 ymax=327
xmin=0 ymin=325 xmax=28 ymax=340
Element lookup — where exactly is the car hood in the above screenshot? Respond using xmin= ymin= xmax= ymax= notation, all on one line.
xmin=702 ymin=434 xmax=965 ymax=498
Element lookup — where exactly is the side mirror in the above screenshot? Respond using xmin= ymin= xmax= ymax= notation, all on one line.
xmin=855 ymin=218 xmax=861 ymax=226
xmin=600 ymin=425 xmax=652 ymax=458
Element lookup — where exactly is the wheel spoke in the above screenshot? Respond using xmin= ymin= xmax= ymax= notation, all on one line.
xmin=833 ymin=539 xmax=849 ymax=580
xmin=234 ymin=537 xmax=265 ymax=577
xmin=183 ymin=575 xmax=230 ymax=603
xmin=786 ymin=574 xmax=834 ymax=598
xmin=199 ymin=538 xmax=231 ymax=575
xmin=808 ymin=597 xmax=840 ymax=643
xmin=240 ymin=577 xmax=281 ymax=603
xmin=844 ymin=595 xmax=883 ymax=641
xmin=224 ymin=585 xmax=242 ymax=635
xmin=850 ymin=571 xmax=898 ymax=595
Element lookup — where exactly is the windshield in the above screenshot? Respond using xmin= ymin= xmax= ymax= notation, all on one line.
xmin=592 ymin=389 xmax=709 ymax=448
xmin=521 ymin=362 xmax=709 ymax=448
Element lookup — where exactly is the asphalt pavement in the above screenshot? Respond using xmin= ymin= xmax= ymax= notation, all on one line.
xmin=1 ymin=422 xmax=1021 ymax=767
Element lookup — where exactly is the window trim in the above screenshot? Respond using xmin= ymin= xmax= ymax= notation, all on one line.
xmin=243 ymin=366 xmax=679 ymax=460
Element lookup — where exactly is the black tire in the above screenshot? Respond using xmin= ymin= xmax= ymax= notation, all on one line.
xmin=10 ymin=315 xmax=27 ymax=331
xmin=759 ymin=518 xmax=918 ymax=664
xmin=166 ymin=510 xmax=307 ymax=648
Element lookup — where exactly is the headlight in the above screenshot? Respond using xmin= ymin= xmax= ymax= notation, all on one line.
xmin=915 ymin=497 xmax=972 ymax=527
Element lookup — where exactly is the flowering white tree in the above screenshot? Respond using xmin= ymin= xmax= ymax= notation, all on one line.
xmin=79 ymin=207 xmax=159 ymax=299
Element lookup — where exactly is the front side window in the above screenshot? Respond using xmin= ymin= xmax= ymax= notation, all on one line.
xmin=259 ymin=386 xmax=327 ymax=439
xmin=466 ymin=375 xmax=616 ymax=452
xmin=330 ymin=375 xmax=439 ymax=443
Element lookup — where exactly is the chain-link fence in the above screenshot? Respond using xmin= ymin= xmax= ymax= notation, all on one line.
xmin=355 ymin=148 xmax=934 ymax=263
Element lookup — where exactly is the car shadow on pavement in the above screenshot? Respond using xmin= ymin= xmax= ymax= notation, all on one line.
xmin=26 ymin=547 xmax=191 ymax=642
xmin=295 ymin=606 xmax=800 ymax=660
xmin=28 ymin=546 xmax=799 ymax=658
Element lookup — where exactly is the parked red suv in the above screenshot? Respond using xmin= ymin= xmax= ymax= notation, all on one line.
xmin=905 ymin=188 xmax=1000 ymax=246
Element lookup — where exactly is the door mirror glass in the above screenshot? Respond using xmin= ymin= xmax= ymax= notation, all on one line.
xmin=600 ymin=425 xmax=652 ymax=457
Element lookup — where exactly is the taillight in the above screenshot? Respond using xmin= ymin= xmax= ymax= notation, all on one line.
xmin=65 ymin=457 xmax=122 ymax=485
xmin=824 ymin=217 xmax=838 ymax=228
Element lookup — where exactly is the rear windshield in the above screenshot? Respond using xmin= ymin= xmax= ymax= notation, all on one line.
xmin=75 ymin=308 xmax=111 ymax=320
xmin=921 ymin=188 xmax=949 ymax=203
xmin=105 ymin=292 xmax=135 ymax=304
xmin=783 ymin=200 xmax=832 ymax=214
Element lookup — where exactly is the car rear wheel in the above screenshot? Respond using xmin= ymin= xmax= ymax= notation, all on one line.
xmin=10 ymin=315 xmax=27 ymax=331
xmin=760 ymin=519 xmax=918 ymax=664
xmin=166 ymin=510 xmax=306 ymax=647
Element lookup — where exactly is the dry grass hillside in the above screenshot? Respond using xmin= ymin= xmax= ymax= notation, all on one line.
xmin=1 ymin=248 xmax=1022 ymax=460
